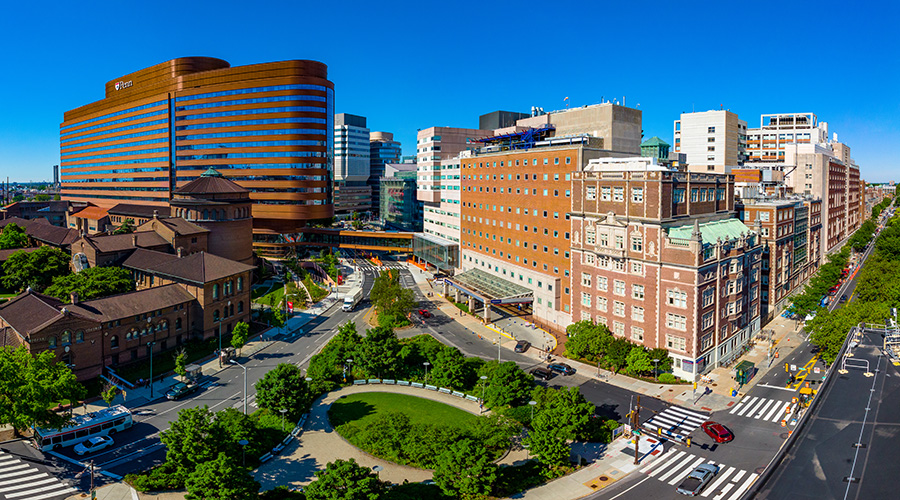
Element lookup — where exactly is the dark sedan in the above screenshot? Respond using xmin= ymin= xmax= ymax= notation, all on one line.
xmin=166 ymin=382 xmax=199 ymax=400
xmin=514 ymin=340 xmax=531 ymax=353
xmin=547 ymin=363 xmax=576 ymax=376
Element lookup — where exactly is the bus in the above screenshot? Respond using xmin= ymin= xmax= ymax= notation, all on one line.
xmin=33 ymin=405 xmax=133 ymax=451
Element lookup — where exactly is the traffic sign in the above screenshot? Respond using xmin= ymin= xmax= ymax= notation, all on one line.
xmin=814 ymin=367 xmax=821 ymax=374
xmin=790 ymin=364 xmax=797 ymax=371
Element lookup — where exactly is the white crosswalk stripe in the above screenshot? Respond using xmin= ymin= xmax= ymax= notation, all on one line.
xmin=0 ymin=451 xmax=77 ymax=500
xmin=644 ymin=451 xmax=758 ymax=499
xmin=729 ymin=396 xmax=792 ymax=422
xmin=641 ymin=405 xmax=709 ymax=440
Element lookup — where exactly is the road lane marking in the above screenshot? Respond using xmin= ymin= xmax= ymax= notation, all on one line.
xmin=647 ymin=450 xmax=685 ymax=477
xmin=668 ymin=457 xmax=707 ymax=485
xmin=656 ymin=453 xmax=698 ymax=482
xmin=754 ymin=400 xmax=776 ymax=419
xmin=763 ymin=401 xmax=785 ymax=421
xmin=702 ymin=466 xmax=735 ymax=497
xmin=608 ymin=476 xmax=651 ymax=500
xmin=726 ymin=473 xmax=759 ymax=500
xmin=735 ymin=397 xmax=758 ymax=416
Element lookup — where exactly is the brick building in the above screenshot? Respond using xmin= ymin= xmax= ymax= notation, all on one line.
xmin=569 ymin=158 xmax=762 ymax=379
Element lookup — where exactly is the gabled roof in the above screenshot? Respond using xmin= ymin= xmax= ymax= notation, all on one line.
xmin=123 ymin=248 xmax=254 ymax=284
xmin=108 ymin=203 xmax=165 ymax=219
xmin=26 ymin=220 xmax=79 ymax=246
xmin=667 ymin=218 xmax=754 ymax=244
xmin=0 ymin=247 xmax=40 ymax=262
xmin=78 ymin=231 xmax=169 ymax=253
xmin=71 ymin=206 xmax=109 ymax=220
xmin=641 ymin=136 xmax=670 ymax=147
xmin=0 ymin=292 xmax=75 ymax=336
xmin=148 ymin=217 xmax=209 ymax=236
xmin=0 ymin=217 xmax=33 ymax=229
xmin=175 ymin=168 xmax=249 ymax=195
xmin=67 ymin=284 xmax=196 ymax=322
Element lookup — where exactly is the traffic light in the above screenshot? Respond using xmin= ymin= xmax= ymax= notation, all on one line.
xmin=785 ymin=362 xmax=790 ymax=373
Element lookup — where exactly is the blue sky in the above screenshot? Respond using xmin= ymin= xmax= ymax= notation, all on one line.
xmin=1 ymin=1 xmax=897 ymax=183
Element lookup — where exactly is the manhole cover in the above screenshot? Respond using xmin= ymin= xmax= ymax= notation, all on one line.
xmin=712 ymin=383 xmax=718 ymax=387
xmin=755 ymin=467 xmax=766 ymax=474
xmin=598 ymin=476 xmax=610 ymax=481
xmin=780 ymin=432 xmax=790 ymax=439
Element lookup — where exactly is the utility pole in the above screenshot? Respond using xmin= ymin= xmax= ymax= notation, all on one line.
xmin=632 ymin=395 xmax=641 ymax=465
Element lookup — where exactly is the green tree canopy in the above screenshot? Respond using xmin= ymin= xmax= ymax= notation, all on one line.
xmin=605 ymin=337 xmax=633 ymax=373
xmin=356 ymin=326 xmax=401 ymax=379
xmin=0 ymin=223 xmax=29 ymax=250
xmin=304 ymin=458 xmax=385 ymax=500
xmin=159 ymin=406 xmax=225 ymax=477
xmin=370 ymin=270 xmax=416 ymax=319
xmin=625 ymin=346 xmax=653 ymax=376
xmin=184 ymin=452 xmax=259 ymax=500
xmin=2 ymin=246 xmax=70 ymax=292
xmin=255 ymin=362 xmax=313 ymax=421
xmin=429 ymin=345 xmax=469 ymax=389
xmin=432 ymin=439 xmax=497 ymax=500
xmin=230 ymin=321 xmax=249 ymax=355
xmin=44 ymin=266 xmax=135 ymax=301
xmin=0 ymin=347 xmax=85 ymax=431
xmin=478 ymin=360 xmax=534 ymax=409
xmin=564 ymin=320 xmax=612 ymax=362
xmin=113 ymin=218 xmax=136 ymax=234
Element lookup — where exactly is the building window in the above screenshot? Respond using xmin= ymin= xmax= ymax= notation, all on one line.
xmin=666 ymin=334 xmax=687 ymax=351
xmin=613 ymin=321 xmax=625 ymax=336
xmin=666 ymin=313 xmax=687 ymax=331
xmin=667 ymin=289 xmax=687 ymax=308
xmin=214 ymin=309 xmax=220 ymax=322
xmin=633 ymin=284 xmax=644 ymax=300
xmin=708 ymin=126 xmax=716 ymax=133
xmin=601 ymin=186 xmax=612 ymax=201
xmin=632 ymin=187 xmax=643 ymax=203
xmin=61 ymin=331 xmax=71 ymax=345
xmin=597 ymin=276 xmax=608 ymax=291
xmin=702 ymin=287 xmax=715 ymax=307
xmin=596 ymin=296 xmax=608 ymax=312
xmin=673 ymin=188 xmax=685 ymax=203
xmin=110 ymin=335 xmax=119 ymax=348
xmin=691 ymin=189 xmax=699 ymax=202
xmin=582 ymin=292 xmax=592 ymax=306
xmin=176 ymin=318 xmax=182 ymax=330
xmin=48 ymin=336 xmax=57 ymax=349
xmin=632 ymin=306 xmax=644 ymax=322
xmin=631 ymin=262 xmax=643 ymax=274
xmin=75 ymin=331 xmax=84 ymax=343
xmin=613 ymin=301 xmax=625 ymax=317
xmin=586 ymin=186 xmax=597 ymax=200
xmin=631 ymin=326 xmax=644 ymax=342
xmin=213 ymin=284 xmax=219 ymax=299
xmin=585 ymin=228 xmax=595 ymax=245
xmin=614 ymin=280 xmax=626 ymax=296
xmin=237 ymin=277 xmax=243 ymax=292
xmin=581 ymin=273 xmax=591 ymax=287
xmin=613 ymin=187 xmax=624 ymax=202
xmin=584 ymin=253 xmax=595 ymax=265
xmin=631 ymin=235 xmax=643 ymax=252
xmin=702 ymin=311 xmax=714 ymax=329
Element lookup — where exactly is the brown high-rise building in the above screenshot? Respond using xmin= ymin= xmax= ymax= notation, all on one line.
xmin=59 ymin=57 xmax=334 ymax=235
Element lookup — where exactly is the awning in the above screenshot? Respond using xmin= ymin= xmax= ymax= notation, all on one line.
xmin=446 ymin=268 xmax=533 ymax=304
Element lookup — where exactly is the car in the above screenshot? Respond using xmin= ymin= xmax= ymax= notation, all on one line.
xmin=840 ymin=294 xmax=848 ymax=303
xmin=417 ymin=309 xmax=432 ymax=318
xmin=166 ymin=382 xmax=199 ymax=400
xmin=514 ymin=340 xmax=531 ymax=353
xmin=530 ymin=367 xmax=554 ymax=380
xmin=74 ymin=436 xmax=113 ymax=456
xmin=700 ymin=421 xmax=734 ymax=443
xmin=676 ymin=463 xmax=719 ymax=496
xmin=547 ymin=363 xmax=576 ymax=376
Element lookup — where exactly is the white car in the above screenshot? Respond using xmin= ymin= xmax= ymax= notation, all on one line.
xmin=74 ymin=436 xmax=113 ymax=455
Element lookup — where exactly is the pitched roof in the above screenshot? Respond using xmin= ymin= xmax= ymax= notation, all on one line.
xmin=0 ymin=217 xmax=33 ymax=229
xmin=154 ymin=217 xmax=208 ymax=236
xmin=667 ymin=218 xmax=754 ymax=244
xmin=79 ymin=231 xmax=169 ymax=253
xmin=0 ymin=292 xmax=72 ymax=336
xmin=123 ymin=248 xmax=255 ymax=284
xmin=175 ymin=168 xmax=249 ymax=195
xmin=67 ymin=284 xmax=196 ymax=322
xmin=26 ymin=220 xmax=79 ymax=246
xmin=641 ymin=136 xmax=670 ymax=147
xmin=108 ymin=203 xmax=165 ymax=219
xmin=0 ymin=246 xmax=40 ymax=262
xmin=71 ymin=206 xmax=110 ymax=220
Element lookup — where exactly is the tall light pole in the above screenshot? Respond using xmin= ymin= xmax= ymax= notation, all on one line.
xmin=423 ymin=362 xmax=430 ymax=385
xmin=280 ymin=409 xmax=288 ymax=432
xmin=346 ymin=358 xmax=353 ymax=382
xmin=529 ymin=400 xmax=537 ymax=422
xmin=238 ymin=439 xmax=249 ymax=467
xmin=652 ymin=359 xmax=660 ymax=382
xmin=480 ymin=375 xmax=488 ymax=404
xmin=147 ymin=341 xmax=156 ymax=398
xmin=230 ymin=359 xmax=248 ymax=414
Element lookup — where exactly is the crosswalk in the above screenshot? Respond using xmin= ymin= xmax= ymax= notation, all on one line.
xmin=355 ymin=260 xmax=408 ymax=272
xmin=0 ymin=451 xmax=77 ymax=500
xmin=641 ymin=405 xmax=709 ymax=440
xmin=644 ymin=449 xmax=758 ymax=500
xmin=728 ymin=396 xmax=792 ymax=423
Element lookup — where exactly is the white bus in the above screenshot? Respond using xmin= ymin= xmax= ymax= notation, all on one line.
xmin=33 ymin=405 xmax=133 ymax=451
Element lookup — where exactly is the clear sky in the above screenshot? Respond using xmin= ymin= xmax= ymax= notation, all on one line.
xmin=1 ymin=0 xmax=897 ymax=183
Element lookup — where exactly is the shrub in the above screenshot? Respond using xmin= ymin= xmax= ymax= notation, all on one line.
xmin=658 ymin=373 xmax=680 ymax=384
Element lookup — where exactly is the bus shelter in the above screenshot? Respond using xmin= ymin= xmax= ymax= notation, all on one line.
xmin=443 ymin=268 xmax=532 ymax=323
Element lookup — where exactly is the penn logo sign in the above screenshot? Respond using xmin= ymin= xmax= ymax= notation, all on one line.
xmin=115 ymin=80 xmax=133 ymax=90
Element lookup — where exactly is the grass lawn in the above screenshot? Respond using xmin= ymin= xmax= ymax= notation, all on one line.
xmin=256 ymin=284 xmax=286 ymax=306
xmin=329 ymin=392 xmax=476 ymax=431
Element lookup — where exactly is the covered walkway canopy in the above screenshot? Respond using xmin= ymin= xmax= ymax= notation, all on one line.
xmin=446 ymin=268 xmax=533 ymax=305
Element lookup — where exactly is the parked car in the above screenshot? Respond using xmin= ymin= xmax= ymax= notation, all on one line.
xmin=700 ymin=421 xmax=734 ymax=443
xmin=840 ymin=294 xmax=848 ymax=303
xmin=74 ymin=436 xmax=113 ymax=456
xmin=676 ymin=463 xmax=719 ymax=496
xmin=530 ymin=367 xmax=554 ymax=380
xmin=548 ymin=363 xmax=576 ymax=376
xmin=166 ymin=382 xmax=199 ymax=401
xmin=514 ymin=340 xmax=531 ymax=353
xmin=418 ymin=309 xmax=432 ymax=318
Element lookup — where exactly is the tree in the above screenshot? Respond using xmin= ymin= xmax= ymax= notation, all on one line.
xmin=0 ymin=223 xmax=29 ymax=250
xmin=230 ymin=321 xmax=249 ymax=356
xmin=478 ymin=360 xmax=534 ymax=409
xmin=1 ymin=246 xmax=69 ymax=292
xmin=564 ymin=321 xmax=612 ymax=361
xmin=304 ymin=458 xmax=385 ymax=500
xmin=101 ymin=383 xmax=118 ymax=407
xmin=625 ymin=346 xmax=653 ymax=376
xmin=44 ymin=266 xmax=135 ymax=301
xmin=159 ymin=406 xmax=225 ymax=475
xmin=526 ymin=424 xmax=571 ymax=468
xmin=271 ymin=308 xmax=287 ymax=335
xmin=605 ymin=337 xmax=633 ymax=373
xmin=370 ymin=270 xmax=416 ymax=322
xmin=647 ymin=348 xmax=672 ymax=373
xmin=34 ymin=194 xmax=51 ymax=202
xmin=355 ymin=326 xmax=401 ymax=379
xmin=433 ymin=439 xmax=497 ymax=500
xmin=174 ymin=349 xmax=188 ymax=382
xmin=533 ymin=386 xmax=594 ymax=441
xmin=0 ymin=347 xmax=85 ymax=432
xmin=184 ymin=452 xmax=259 ymax=500
xmin=113 ymin=218 xmax=136 ymax=234
xmin=429 ymin=345 xmax=469 ymax=389
xmin=255 ymin=363 xmax=313 ymax=421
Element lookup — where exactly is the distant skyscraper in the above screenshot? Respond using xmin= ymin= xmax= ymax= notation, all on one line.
xmin=333 ymin=113 xmax=371 ymax=215
xmin=673 ymin=110 xmax=747 ymax=173
xmin=369 ymin=132 xmax=401 ymax=217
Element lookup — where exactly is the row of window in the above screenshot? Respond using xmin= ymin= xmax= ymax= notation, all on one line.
xmin=176 ymin=151 xmax=326 ymax=160
xmin=62 ymin=128 xmax=167 ymax=151
xmin=464 ymin=247 xmax=569 ymax=279
xmin=176 ymin=106 xmax=326 ymax=122
xmin=585 ymin=186 xmax=643 ymax=203
xmin=175 ymin=84 xmax=329 ymax=103
xmin=175 ymin=139 xmax=326 ymax=151
xmin=211 ymin=277 xmax=245 ymax=299
xmin=63 ymin=147 xmax=169 ymax=163
xmin=62 ymin=119 xmax=169 ymax=146
xmin=61 ymin=156 xmax=167 ymax=169
xmin=64 ymin=177 xmax=168 ymax=183
xmin=580 ymin=253 xmax=644 ymax=275
xmin=175 ymin=94 xmax=326 ymax=112
xmin=463 ymin=156 xmax=572 ymax=168
xmin=173 ymin=163 xmax=327 ymax=171
xmin=174 ymin=117 xmax=327 ymax=132
xmin=61 ymin=137 xmax=168 ymax=158
xmin=176 ymin=128 xmax=326 ymax=141
xmin=584 ymin=229 xmax=642 ymax=252
xmin=62 ymin=109 xmax=168 ymax=138
xmin=466 ymin=172 xmax=572 ymax=182
xmin=61 ymin=100 xmax=166 ymax=132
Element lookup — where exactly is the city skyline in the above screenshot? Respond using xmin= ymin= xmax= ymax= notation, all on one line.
xmin=1 ymin=0 xmax=898 ymax=183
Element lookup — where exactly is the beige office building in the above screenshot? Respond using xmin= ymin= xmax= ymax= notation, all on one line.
xmin=673 ymin=110 xmax=747 ymax=173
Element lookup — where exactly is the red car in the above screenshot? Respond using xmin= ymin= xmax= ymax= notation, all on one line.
xmin=418 ymin=309 xmax=432 ymax=318
xmin=700 ymin=421 xmax=733 ymax=443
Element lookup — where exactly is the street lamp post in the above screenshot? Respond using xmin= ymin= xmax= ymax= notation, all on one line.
xmin=479 ymin=375 xmax=488 ymax=406
xmin=346 ymin=358 xmax=353 ymax=382
xmin=529 ymin=400 xmax=537 ymax=421
xmin=372 ymin=465 xmax=383 ymax=479
xmin=230 ymin=359 xmax=248 ymax=414
xmin=238 ymin=439 xmax=249 ymax=467
xmin=423 ymin=362 xmax=430 ymax=385
xmin=280 ymin=409 xmax=288 ymax=432
xmin=652 ymin=359 xmax=660 ymax=382
xmin=147 ymin=341 xmax=156 ymax=398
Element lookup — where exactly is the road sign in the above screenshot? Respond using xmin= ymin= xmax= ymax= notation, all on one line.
xmin=288 ymin=301 xmax=294 ymax=313
xmin=790 ymin=364 xmax=797 ymax=371
xmin=814 ymin=367 xmax=821 ymax=374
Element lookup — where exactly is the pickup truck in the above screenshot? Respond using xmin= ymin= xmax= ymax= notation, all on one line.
xmin=676 ymin=463 xmax=719 ymax=496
